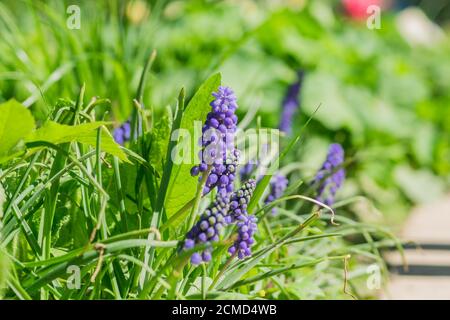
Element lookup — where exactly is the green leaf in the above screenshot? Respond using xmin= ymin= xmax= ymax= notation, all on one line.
xmin=0 ymin=249 xmax=11 ymax=295
xmin=0 ymin=100 xmax=35 ymax=163
xmin=25 ymin=121 xmax=128 ymax=161
xmin=149 ymin=105 xmax=173 ymax=176
xmin=0 ymin=182 xmax=5 ymax=218
xmin=164 ymin=73 xmax=221 ymax=224
xmin=302 ymin=72 xmax=363 ymax=133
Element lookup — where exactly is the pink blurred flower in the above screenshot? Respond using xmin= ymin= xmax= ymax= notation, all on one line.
xmin=342 ymin=0 xmax=383 ymax=20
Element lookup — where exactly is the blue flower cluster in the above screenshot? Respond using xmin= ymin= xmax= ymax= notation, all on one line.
xmin=227 ymin=180 xmax=258 ymax=259
xmin=228 ymin=214 xmax=258 ymax=259
xmin=113 ymin=120 xmax=131 ymax=145
xmin=228 ymin=180 xmax=256 ymax=221
xmin=183 ymin=195 xmax=230 ymax=265
xmin=183 ymin=180 xmax=257 ymax=264
xmin=190 ymin=86 xmax=239 ymax=197
xmin=265 ymin=174 xmax=289 ymax=214
xmin=278 ymin=71 xmax=304 ymax=135
xmin=312 ymin=143 xmax=345 ymax=206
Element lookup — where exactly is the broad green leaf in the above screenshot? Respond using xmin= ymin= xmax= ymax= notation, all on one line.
xmin=150 ymin=105 xmax=173 ymax=176
xmin=164 ymin=73 xmax=221 ymax=224
xmin=302 ymin=72 xmax=363 ymax=133
xmin=25 ymin=121 xmax=128 ymax=161
xmin=0 ymin=100 xmax=35 ymax=163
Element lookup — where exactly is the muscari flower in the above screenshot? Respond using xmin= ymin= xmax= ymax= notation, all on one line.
xmin=113 ymin=120 xmax=131 ymax=145
xmin=183 ymin=195 xmax=230 ymax=265
xmin=264 ymin=174 xmax=289 ymax=215
xmin=227 ymin=180 xmax=258 ymax=259
xmin=190 ymin=86 xmax=239 ymax=197
xmin=228 ymin=180 xmax=256 ymax=222
xmin=228 ymin=214 xmax=258 ymax=259
xmin=278 ymin=71 xmax=304 ymax=135
xmin=312 ymin=143 xmax=345 ymax=206
xmin=183 ymin=180 xmax=257 ymax=264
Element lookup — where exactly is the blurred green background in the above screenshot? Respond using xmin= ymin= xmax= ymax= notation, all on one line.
xmin=0 ymin=0 xmax=449 ymax=226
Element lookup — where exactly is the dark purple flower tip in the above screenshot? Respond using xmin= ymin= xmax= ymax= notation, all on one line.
xmin=279 ymin=71 xmax=304 ymax=135
xmin=191 ymin=166 xmax=200 ymax=176
xmin=312 ymin=143 xmax=345 ymax=207
xmin=264 ymin=173 xmax=289 ymax=215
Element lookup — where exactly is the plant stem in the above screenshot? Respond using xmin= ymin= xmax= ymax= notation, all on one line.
xmin=187 ymin=166 xmax=211 ymax=232
xmin=153 ymin=256 xmax=189 ymax=300
xmin=202 ymin=263 xmax=207 ymax=300
xmin=209 ymin=251 xmax=237 ymax=290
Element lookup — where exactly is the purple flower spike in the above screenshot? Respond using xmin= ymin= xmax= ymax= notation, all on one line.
xmin=227 ymin=180 xmax=256 ymax=222
xmin=230 ymin=214 xmax=258 ymax=260
xmin=191 ymin=86 xmax=240 ymax=197
xmin=312 ymin=143 xmax=345 ymax=207
xmin=113 ymin=120 xmax=131 ymax=145
xmin=183 ymin=179 xmax=258 ymax=265
xmin=226 ymin=179 xmax=258 ymax=259
xmin=264 ymin=174 xmax=289 ymax=215
xmin=183 ymin=194 xmax=230 ymax=265
xmin=279 ymin=71 xmax=304 ymax=135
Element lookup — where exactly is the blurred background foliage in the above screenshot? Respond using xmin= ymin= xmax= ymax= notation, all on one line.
xmin=0 ymin=0 xmax=449 ymax=227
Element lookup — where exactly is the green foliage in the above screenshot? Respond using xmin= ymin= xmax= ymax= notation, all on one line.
xmin=0 ymin=100 xmax=35 ymax=163
xmin=164 ymin=73 xmax=221 ymax=223
xmin=0 ymin=249 xmax=11 ymax=295
xmin=25 ymin=121 xmax=128 ymax=162
xmin=149 ymin=106 xmax=173 ymax=176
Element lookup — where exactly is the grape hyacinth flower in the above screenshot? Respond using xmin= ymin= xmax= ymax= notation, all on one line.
xmin=264 ymin=174 xmax=289 ymax=215
xmin=183 ymin=195 xmax=230 ymax=265
xmin=278 ymin=71 xmax=304 ymax=135
xmin=312 ymin=143 xmax=345 ymax=206
xmin=227 ymin=180 xmax=256 ymax=222
xmin=190 ymin=86 xmax=239 ymax=196
xmin=226 ymin=180 xmax=258 ymax=259
xmin=113 ymin=120 xmax=131 ymax=145
xmin=228 ymin=214 xmax=258 ymax=259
